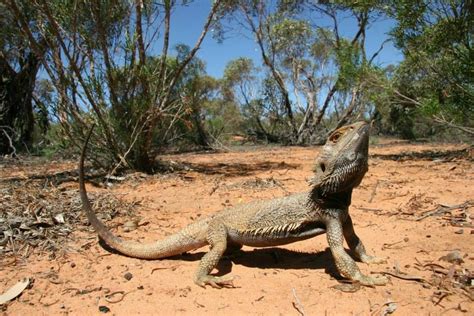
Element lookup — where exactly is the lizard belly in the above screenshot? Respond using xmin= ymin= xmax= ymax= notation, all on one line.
xmin=228 ymin=222 xmax=326 ymax=247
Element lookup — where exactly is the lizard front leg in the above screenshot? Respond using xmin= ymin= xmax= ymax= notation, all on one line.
xmin=326 ymin=218 xmax=387 ymax=286
xmin=343 ymin=214 xmax=386 ymax=264
xmin=194 ymin=221 xmax=234 ymax=289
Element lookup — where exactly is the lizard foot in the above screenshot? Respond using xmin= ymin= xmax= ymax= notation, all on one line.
xmin=356 ymin=273 xmax=388 ymax=286
xmin=360 ymin=254 xmax=387 ymax=264
xmin=194 ymin=275 xmax=235 ymax=289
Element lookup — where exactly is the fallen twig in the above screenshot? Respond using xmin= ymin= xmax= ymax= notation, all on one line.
xmin=209 ymin=183 xmax=220 ymax=196
xmin=0 ymin=126 xmax=17 ymax=158
xmin=105 ymin=290 xmax=127 ymax=303
xmin=0 ymin=181 xmax=138 ymax=258
xmin=0 ymin=169 xmax=107 ymax=184
xmin=432 ymin=290 xmax=452 ymax=306
xmin=40 ymin=298 xmax=60 ymax=307
xmin=357 ymin=207 xmax=385 ymax=213
xmin=63 ymin=286 xmax=103 ymax=296
xmin=422 ymin=263 xmax=447 ymax=270
xmin=368 ymin=180 xmax=380 ymax=203
xmin=291 ymin=288 xmax=306 ymax=316
xmin=415 ymin=201 xmax=473 ymax=221
xmin=382 ymin=238 xmax=408 ymax=250
xmin=151 ymin=265 xmax=179 ymax=274
xmin=372 ymin=271 xmax=427 ymax=283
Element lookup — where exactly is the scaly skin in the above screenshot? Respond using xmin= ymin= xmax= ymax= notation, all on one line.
xmin=79 ymin=121 xmax=387 ymax=288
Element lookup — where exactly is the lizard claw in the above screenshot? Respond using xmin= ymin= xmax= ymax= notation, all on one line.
xmin=195 ymin=275 xmax=235 ymax=289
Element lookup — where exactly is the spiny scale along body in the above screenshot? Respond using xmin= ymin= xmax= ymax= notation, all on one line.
xmin=79 ymin=122 xmax=388 ymax=288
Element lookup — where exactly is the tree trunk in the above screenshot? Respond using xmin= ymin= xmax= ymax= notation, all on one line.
xmin=0 ymin=52 xmax=40 ymax=154
xmin=190 ymin=104 xmax=210 ymax=148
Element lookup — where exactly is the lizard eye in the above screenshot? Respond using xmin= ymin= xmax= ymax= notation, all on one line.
xmin=329 ymin=132 xmax=341 ymax=143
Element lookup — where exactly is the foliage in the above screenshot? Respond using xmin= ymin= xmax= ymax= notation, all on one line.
xmin=2 ymin=0 xmax=223 ymax=172
xmin=2 ymin=0 xmax=472 ymax=168
xmin=387 ymin=0 xmax=473 ymax=137
xmin=214 ymin=0 xmax=392 ymax=144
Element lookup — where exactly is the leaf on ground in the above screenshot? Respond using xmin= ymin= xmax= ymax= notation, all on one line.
xmin=0 ymin=278 xmax=30 ymax=305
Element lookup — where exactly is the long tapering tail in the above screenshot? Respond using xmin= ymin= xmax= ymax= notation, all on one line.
xmin=78 ymin=126 xmax=207 ymax=259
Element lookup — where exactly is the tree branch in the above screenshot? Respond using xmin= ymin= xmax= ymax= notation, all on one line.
xmin=433 ymin=114 xmax=474 ymax=135
xmin=91 ymin=1 xmax=120 ymax=108
xmin=157 ymin=0 xmax=171 ymax=89
xmin=0 ymin=126 xmax=17 ymax=157
xmin=164 ymin=0 xmax=222 ymax=98
xmin=37 ymin=0 xmax=121 ymax=157
xmin=239 ymin=2 xmax=297 ymax=137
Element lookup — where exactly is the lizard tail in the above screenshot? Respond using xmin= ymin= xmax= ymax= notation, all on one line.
xmin=79 ymin=126 xmax=208 ymax=259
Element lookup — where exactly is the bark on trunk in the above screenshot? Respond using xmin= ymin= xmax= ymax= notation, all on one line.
xmin=0 ymin=52 xmax=40 ymax=154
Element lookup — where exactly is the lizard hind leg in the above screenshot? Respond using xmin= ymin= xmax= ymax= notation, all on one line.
xmin=194 ymin=222 xmax=235 ymax=289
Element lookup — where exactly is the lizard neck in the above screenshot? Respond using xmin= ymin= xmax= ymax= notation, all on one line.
xmin=306 ymin=189 xmax=352 ymax=221
xmin=308 ymin=187 xmax=353 ymax=210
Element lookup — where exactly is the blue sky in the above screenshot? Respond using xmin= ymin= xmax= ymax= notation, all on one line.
xmin=153 ymin=1 xmax=404 ymax=79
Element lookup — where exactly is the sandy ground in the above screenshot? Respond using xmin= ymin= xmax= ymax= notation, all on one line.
xmin=1 ymin=139 xmax=473 ymax=315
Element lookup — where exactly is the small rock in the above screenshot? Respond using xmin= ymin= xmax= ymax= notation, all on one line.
xmin=53 ymin=213 xmax=65 ymax=224
xmin=123 ymin=220 xmax=138 ymax=232
xmin=454 ymin=229 xmax=464 ymax=234
xmin=124 ymin=272 xmax=133 ymax=281
xmin=382 ymin=300 xmax=397 ymax=315
xmin=99 ymin=306 xmax=110 ymax=313
xmin=70 ymin=262 xmax=76 ymax=268
xmin=439 ymin=250 xmax=464 ymax=264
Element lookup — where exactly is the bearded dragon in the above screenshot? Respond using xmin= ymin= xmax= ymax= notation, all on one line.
xmin=79 ymin=121 xmax=387 ymax=288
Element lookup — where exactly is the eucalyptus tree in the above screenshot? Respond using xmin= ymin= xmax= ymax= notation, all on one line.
xmin=388 ymin=0 xmax=473 ymax=136
xmin=215 ymin=0 xmax=389 ymax=143
xmin=221 ymin=57 xmax=275 ymax=140
xmin=3 ymin=0 xmax=223 ymax=171
xmin=0 ymin=0 xmax=48 ymax=154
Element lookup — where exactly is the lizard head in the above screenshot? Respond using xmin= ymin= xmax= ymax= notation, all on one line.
xmin=311 ymin=121 xmax=370 ymax=195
